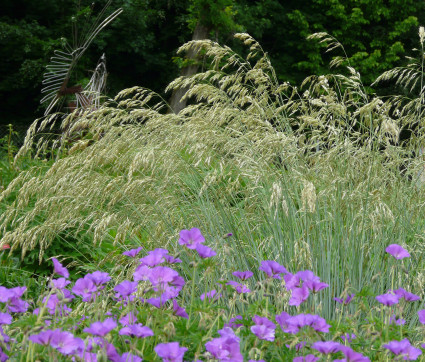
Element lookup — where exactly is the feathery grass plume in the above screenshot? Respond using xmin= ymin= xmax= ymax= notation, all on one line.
xmin=2 ymin=33 xmax=425 ymax=321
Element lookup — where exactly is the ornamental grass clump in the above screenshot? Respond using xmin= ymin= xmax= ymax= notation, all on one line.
xmin=0 ymin=231 xmax=425 ymax=360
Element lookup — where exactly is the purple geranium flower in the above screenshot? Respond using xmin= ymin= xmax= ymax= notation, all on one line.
xmin=123 ymin=247 xmax=143 ymax=258
xmin=119 ymin=312 xmax=138 ymax=326
xmin=120 ymin=352 xmax=143 ymax=362
xmin=383 ymin=339 xmax=422 ymax=360
xmin=29 ymin=329 xmax=57 ymax=345
xmin=140 ymin=248 xmax=169 ymax=267
xmin=340 ymin=333 xmax=357 ymax=343
xmin=7 ymin=296 xmax=29 ymax=313
xmin=284 ymin=273 xmax=301 ymax=290
xmin=389 ymin=315 xmax=406 ymax=326
xmin=83 ymin=318 xmax=117 ymax=337
xmin=164 ymin=255 xmax=182 ymax=264
xmin=0 ymin=347 xmax=7 ymax=362
xmin=0 ymin=287 xmax=14 ymax=303
xmin=276 ymin=312 xmax=330 ymax=334
xmin=304 ymin=279 xmax=328 ymax=293
xmin=172 ymin=300 xmax=189 ymax=319
xmin=51 ymin=278 xmax=71 ymax=289
xmin=52 ymin=258 xmax=69 ymax=278
xmin=392 ymin=288 xmax=420 ymax=302
xmin=133 ymin=265 xmax=151 ymax=282
xmin=148 ymin=266 xmax=179 ymax=288
xmin=72 ymin=277 xmax=97 ymax=302
xmin=224 ymin=315 xmax=243 ymax=330
xmin=178 ymin=228 xmax=205 ymax=249
xmin=119 ymin=323 xmax=154 ymax=338
xmin=334 ymin=294 xmax=355 ymax=305
xmin=114 ymin=280 xmax=138 ymax=299
xmin=259 ymin=260 xmax=288 ymax=279
xmin=418 ymin=310 xmax=425 ymax=324
xmin=232 ymin=271 xmax=253 ymax=281
xmin=154 ymin=342 xmax=188 ymax=362
xmin=0 ymin=313 xmax=12 ymax=326
xmin=337 ymin=346 xmax=370 ymax=362
xmin=251 ymin=315 xmax=276 ymax=341
xmin=311 ymin=341 xmax=342 ymax=354
xmin=376 ymin=293 xmax=399 ymax=306
xmin=85 ymin=271 xmax=111 ymax=287
xmin=50 ymin=331 xmax=83 ymax=355
xmin=227 ymin=281 xmax=251 ymax=294
xmin=205 ymin=327 xmax=243 ymax=362
xmin=293 ymin=356 xmax=319 ymax=362
xmin=195 ymin=244 xmax=216 ymax=258
xmin=385 ymin=244 xmax=410 ymax=259
xmin=289 ymin=285 xmax=310 ymax=306
xmin=200 ymin=289 xmax=221 ymax=302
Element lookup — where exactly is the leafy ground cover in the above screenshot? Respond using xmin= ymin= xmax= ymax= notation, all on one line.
xmin=1 ymin=31 xmax=425 ymax=360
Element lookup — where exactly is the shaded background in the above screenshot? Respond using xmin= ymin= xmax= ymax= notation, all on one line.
xmin=1 ymin=0 xmax=424 ymax=140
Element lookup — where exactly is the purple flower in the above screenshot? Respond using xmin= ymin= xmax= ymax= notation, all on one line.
xmin=232 ymin=271 xmax=253 ymax=280
xmin=178 ymin=228 xmax=205 ymax=249
xmin=385 ymin=244 xmax=410 ymax=259
xmin=334 ymin=294 xmax=355 ymax=305
xmin=289 ymin=285 xmax=310 ymax=306
xmin=29 ymin=329 xmax=57 ymax=345
xmin=284 ymin=273 xmax=301 ymax=290
xmin=50 ymin=330 xmax=83 ymax=355
xmin=227 ymin=281 xmax=251 ymax=294
xmin=123 ymin=247 xmax=143 ymax=258
xmin=389 ymin=314 xmax=406 ymax=326
xmin=251 ymin=315 xmax=276 ymax=341
xmin=293 ymin=356 xmax=319 ymax=362
xmin=286 ymin=341 xmax=307 ymax=351
xmin=120 ymin=352 xmax=143 ymax=362
xmin=83 ymin=318 xmax=117 ymax=336
xmin=0 ymin=287 xmax=14 ymax=303
xmin=133 ymin=265 xmax=151 ymax=282
xmin=418 ymin=310 xmax=425 ymax=324
xmin=154 ymin=342 xmax=188 ymax=362
xmin=376 ymin=293 xmax=399 ymax=306
xmin=0 ymin=347 xmax=7 ymax=362
xmin=337 ymin=346 xmax=370 ymax=362
xmin=224 ymin=315 xmax=243 ymax=329
xmin=311 ymin=341 xmax=342 ymax=354
xmin=119 ymin=312 xmax=138 ymax=326
xmin=51 ymin=278 xmax=71 ymax=289
xmin=259 ymin=260 xmax=288 ymax=279
xmin=140 ymin=248 xmax=169 ymax=267
xmin=340 ymin=333 xmax=357 ymax=343
xmin=383 ymin=339 xmax=422 ymax=360
xmin=72 ymin=277 xmax=97 ymax=302
xmin=164 ymin=255 xmax=182 ymax=264
xmin=148 ymin=266 xmax=179 ymax=288
xmin=195 ymin=244 xmax=216 ymax=258
xmin=114 ymin=280 xmax=138 ymax=299
xmin=276 ymin=312 xmax=330 ymax=334
xmin=200 ymin=289 xmax=221 ymax=302
xmin=304 ymin=280 xmax=328 ymax=293
xmin=119 ymin=323 xmax=154 ymax=338
xmin=205 ymin=327 xmax=243 ymax=361
xmin=172 ymin=300 xmax=189 ymax=319
xmin=392 ymin=288 xmax=420 ymax=302
xmin=85 ymin=271 xmax=111 ymax=287
xmin=52 ymin=258 xmax=69 ymax=278
xmin=0 ymin=313 xmax=12 ymax=326
xmin=296 ymin=270 xmax=320 ymax=282
xmin=7 ymin=296 xmax=29 ymax=313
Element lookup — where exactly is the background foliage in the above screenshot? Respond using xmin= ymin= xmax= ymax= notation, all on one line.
xmin=1 ymin=0 xmax=424 ymax=129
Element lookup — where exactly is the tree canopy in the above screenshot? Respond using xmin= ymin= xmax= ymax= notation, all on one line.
xmin=1 ymin=0 xmax=424 ymax=126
